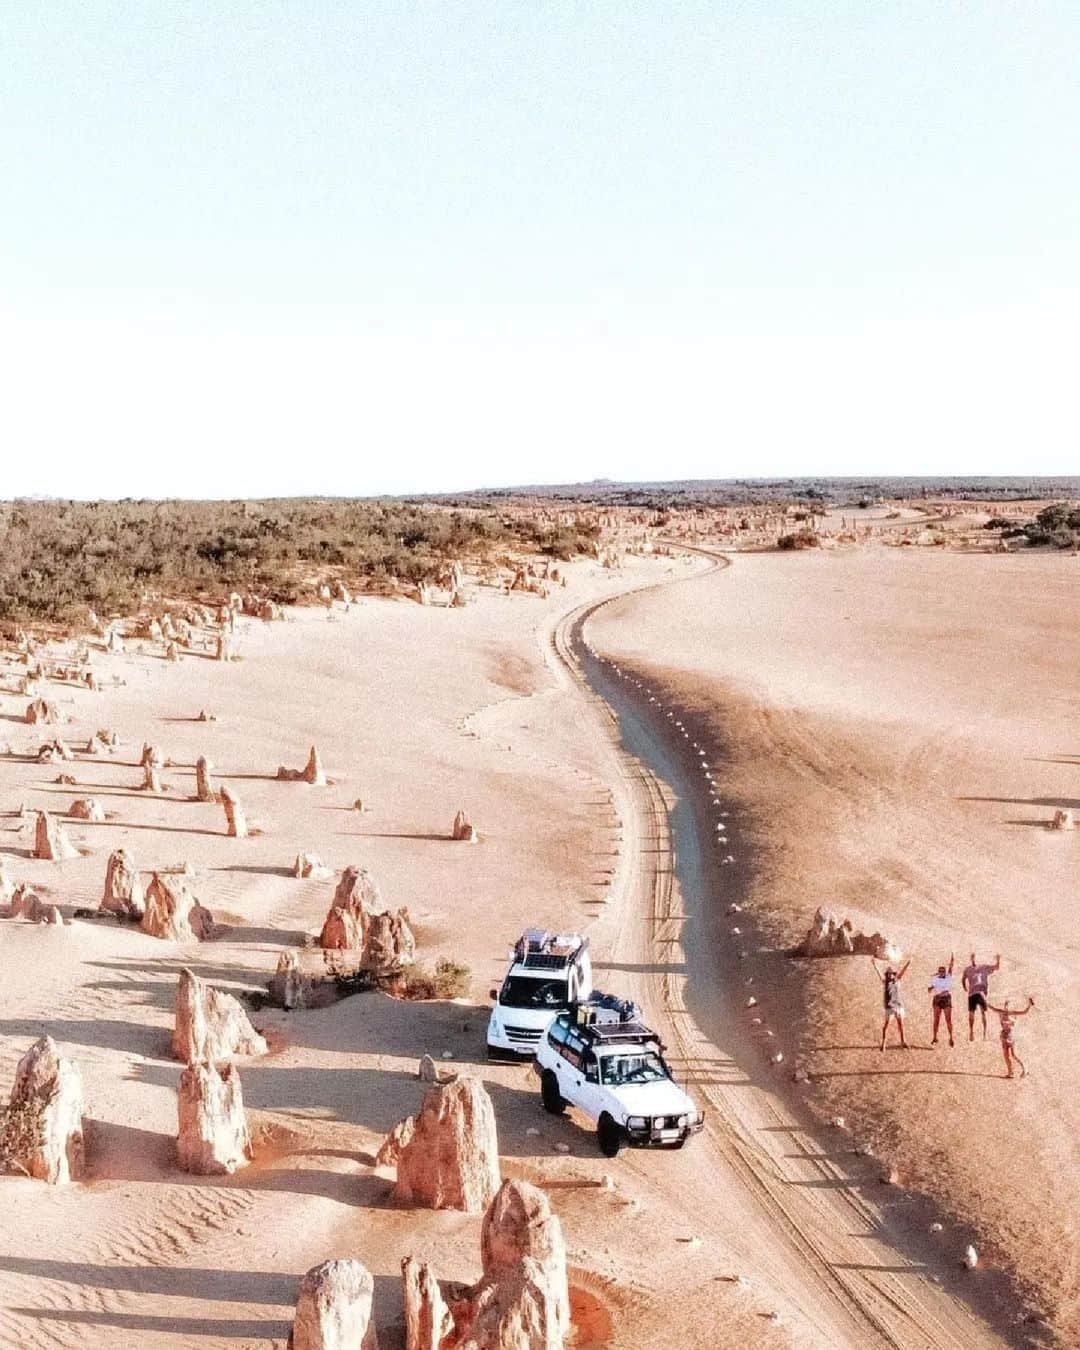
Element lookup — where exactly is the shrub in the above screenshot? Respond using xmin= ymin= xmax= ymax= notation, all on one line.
xmin=399 ymin=957 xmax=472 ymax=1001
xmin=777 ymin=530 xmax=820 ymax=551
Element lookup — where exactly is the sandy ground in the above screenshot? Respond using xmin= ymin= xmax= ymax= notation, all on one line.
xmin=0 ymin=548 xmax=782 ymax=1350
xmin=588 ymin=545 xmax=1080 ymax=1345
xmin=1 ymin=537 xmax=1061 ymax=1350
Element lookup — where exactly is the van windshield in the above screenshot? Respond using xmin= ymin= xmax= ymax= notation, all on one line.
xmin=500 ymin=976 xmax=569 ymax=1009
xmin=600 ymin=1051 xmax=668 ymax=1086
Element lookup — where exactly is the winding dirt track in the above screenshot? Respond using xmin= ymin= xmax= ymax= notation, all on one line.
xmin=542 ymin=553 xmax=1010 ymax=1350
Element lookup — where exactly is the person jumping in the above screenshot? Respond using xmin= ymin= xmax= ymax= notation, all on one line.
xmin=872 ymin=957 xmax=911 ymax=1050
xmin=928 ymin=954 xmax=956 ymax=1047
xmin=988 ymin=996 xmax=1035 ymax=1078
xmin=962 ymin=951 xmax=1001 ymax=1041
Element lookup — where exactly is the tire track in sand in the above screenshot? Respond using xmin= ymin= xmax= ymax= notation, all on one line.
xmin=540 ymin=549 xmax=1011 ymax=1350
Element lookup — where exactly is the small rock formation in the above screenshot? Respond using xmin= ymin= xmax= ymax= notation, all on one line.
xmin=1050 ymin=808 xmax=1073 ymax=830
xmin=33 ymin=810 xmax=78 ymax=861
xmin=173 ymin=968 xmax=267 ymax=1064
xmin=400 ymin=1180 xmax=569 ymax=1350
xmin=277 ymin=745 xmax=327 ymax=785
xmin=41 ymin=905 xmax=64 ymax=925
xmin=38 ymin=738 xmax=74 ymax=763
xmin=798 ymin=907 xmax=898 ymax=962
xmin=381 ymin=1077 xmax=500 ymax=1213
xmin=176 ymin=1060 xmax=251 ymax=1175
xmin=195 ymin=755 xmax=217 ymax=803
xmin=291 ymin=1259 xmax=379 ymax=1350
xmin=479 ymin=1179 xmax=570 ymax=1339
xmin=220 ymin=785 xmax=248 ymax=838
xmin=302 ymin=745 xmax=326 ymax=785
xmin=418 ymin=1054 xmax=441 ymax=1083
xmin=25 ymin=697 xmax=59 ymax=725
xmin=318 ymin=866 xmax=415 ymax=970
xmin=269 ymin=950 xmax=308 ymax=1010
xmin=10 ymin=885 xmax=45 ymax=922
xmin=143 ymin=760 xmax=163 ymax=792
xmin=165 ymin=640 xmax=180 ymax=663
xmin=141 ymin=873 xmax=214 ymax=941
xmin=102 ymin=848 xmax=145 ymax=920
xmin=294 ymin=853 xmax=331 ymax=880
xmin=451 ymin=811 xmax=478 ymax=843
xmin=402 ymin=1257 xmax=453 ymax=1350
xmin=68 ymin=798 xmax=105 ymax=822
xmin=2 ymin=1036 xmax=85 ymax=1184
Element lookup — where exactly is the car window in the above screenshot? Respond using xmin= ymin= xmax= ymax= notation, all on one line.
xmin=600 ymin=1051 xmax=668 ymax=1085
xmin=547 ymin=1020 xmax=569 ymax=1048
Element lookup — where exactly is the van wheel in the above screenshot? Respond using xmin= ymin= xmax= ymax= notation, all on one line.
xmin=541 ymin=1071 xmax=566 ymax=1115
xmin=597 ymin=1113 xmax=623 ymax=1157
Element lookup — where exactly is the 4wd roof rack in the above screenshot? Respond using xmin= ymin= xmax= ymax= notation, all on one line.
xmin=514 ymin=928 xmax=588 ymax=971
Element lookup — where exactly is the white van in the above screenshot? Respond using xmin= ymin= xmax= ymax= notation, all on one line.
xmin=486 ymin=929 xmax=593 ymax=1060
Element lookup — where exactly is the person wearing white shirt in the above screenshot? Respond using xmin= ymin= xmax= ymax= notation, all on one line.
xmin=928 ymin=954 xmax=956 ymax=1047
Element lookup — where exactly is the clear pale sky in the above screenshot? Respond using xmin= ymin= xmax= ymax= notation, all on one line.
xmin=2 ymin=2 xmax=1077 ymax=497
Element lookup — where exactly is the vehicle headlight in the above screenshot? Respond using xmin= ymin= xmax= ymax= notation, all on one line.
xmin=625 ymin=1115 xmax=647 ymax=1131
xmin=677 ymin=1115 xmax=688 ymax=1128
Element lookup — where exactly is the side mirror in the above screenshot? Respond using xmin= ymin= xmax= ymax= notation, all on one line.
xmin=489 ymin=989 xmax=498 ymax=1001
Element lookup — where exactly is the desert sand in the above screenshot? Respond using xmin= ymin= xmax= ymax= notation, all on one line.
xmin=0 ymin=529 xmax=1062 ymax=1349
xmin=588 ymin=543 xmax=1080 ymax=1345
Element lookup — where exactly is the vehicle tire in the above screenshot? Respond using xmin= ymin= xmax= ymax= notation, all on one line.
xmin=597 ymin=1113 xmax=624 ymax=1157
xmin=541 ymin=1071 xmax=566 ymax=1115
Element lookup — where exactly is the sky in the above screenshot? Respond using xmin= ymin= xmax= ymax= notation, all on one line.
xmin=1 ymin=1 xmax=1077 ymax=498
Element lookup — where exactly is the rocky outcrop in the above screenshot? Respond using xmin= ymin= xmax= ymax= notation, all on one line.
xmin=33 ymin=811 xmax=78 ymax=861
xmin=141 ymin=873 xmax=214 ymax=942
xmin=220 ymin=786 xmax=248 ymax=838
xmin=10 ymin=885 xmax=45 ymax=922
xmin=402 ymin=1257 xmax=453 ymax=1350
xmin=269 ymin=950 xmax=309 ymax=1010
xmin=294 ymin=853 xmax=331 ymax=880
xmin=25 ymin=698 xmax=59 ymax=725
xmin=798 ymin=907 xmax=898 ymax=962
xmin=479 ymin=1180 xmax=570 ymax=1338
xmin=2 ymin=1036 xmax=85 ymax=1184
xmin=318 ymin=867 xmax=414 ymax=971
xmin=102 ymin=849 xmax=145 ymax=920
xmin=37 ymin=738 xmax=74 ymax=763
xmin=277 ymin=745 xmax=327 ymax=785
xmin=451 ymin=811 xmax=478 ymax=843
xmin=195 ymin=755 xmax=217 ymax=803
xmin=364 ymin=908 xmax=416 ymax=972
xmin=173 ymin=968 xmax=267 ymax=1064
xmin=302 ymin=746 xmax=326 ymax=785
xmin=176 ymin=1060 xmax=251 ymax=1175
xmin=291 ymin=1259 xmax=379 ymax=1350
xmin=382 ymin=1077 xmax=500 ymax=1213
xmin=400 ymin=1181 xmax=569 ymax=1350
xmin=68 ymin=798 xmax=105 ymax=822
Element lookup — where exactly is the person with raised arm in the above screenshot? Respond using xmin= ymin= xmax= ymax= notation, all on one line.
xmin=987 ymin=996 xmax=1035 ymax=1079
xmin=872 ymin=956 xmax=911 ymax=1050
xmin=928 ymin=953 xmax=956 ymax=1047
xmin=962 ymin=951 xmax=1001 ymax=1041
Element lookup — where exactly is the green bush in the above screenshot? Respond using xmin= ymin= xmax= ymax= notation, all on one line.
xmin=0 ymin=498 xmax=599 ymax=626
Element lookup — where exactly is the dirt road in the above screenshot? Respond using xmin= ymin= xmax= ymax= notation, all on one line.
xmin=543 ymin=557 xmax=1014 ymax=1349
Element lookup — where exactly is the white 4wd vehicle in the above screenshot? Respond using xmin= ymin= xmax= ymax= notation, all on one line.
xmin=533 ymin=998 xmax=704 ymax=1156
xmin=486 ymin=929 xmax=592 ymax=1060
